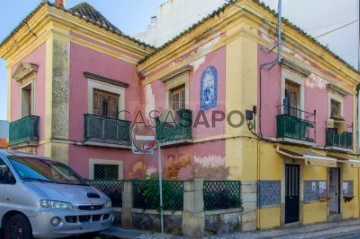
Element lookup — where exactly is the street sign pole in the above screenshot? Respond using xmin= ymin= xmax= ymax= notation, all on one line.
xmin=157 ymin=140 xmax=164 ymax=233
xmin=131 ymin=124 xmax=163 ymax=233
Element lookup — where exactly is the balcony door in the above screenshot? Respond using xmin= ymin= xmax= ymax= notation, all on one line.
xmin=170 ymin=85 xmax=185 ymax=111
xmin=284 ymin=81 xmax=300 ymax=118
xmin=21 ymin=83 xmax=33 ymax=117
xmin=93 ymin=89 xmax=119 ymax=118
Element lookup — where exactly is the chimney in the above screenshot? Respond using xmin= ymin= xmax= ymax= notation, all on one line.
xmin=55 ymin=0 xmax=65 ymax=8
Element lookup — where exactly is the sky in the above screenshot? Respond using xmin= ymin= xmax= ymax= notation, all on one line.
xmin=0 ymin=0 xmax=358 ymax=121
xmin=0 ymin=0 xmax=166 ymax=121
xmin=262 ymin=0 xmax=358 ymax=68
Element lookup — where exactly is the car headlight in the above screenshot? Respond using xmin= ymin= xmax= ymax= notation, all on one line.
xmin=40 ymin=200 xmax=74 ymax=210
xmin=105 ymin=200 xmax=112 ymax=209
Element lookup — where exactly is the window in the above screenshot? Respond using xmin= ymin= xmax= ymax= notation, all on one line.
xmin=0 ymin=158 xmax=16 ymax=184
xmin=94 ymin=164 xmax=119 ymax=179
xmin=281 ymin=70 xmax=305 ymax=118
xmin=89 ymin=159 xmax=123 ymax=180
xmin=160 ymin=65 xmax=191 ymax=111
xmin=12 ymin=63 xmax=38 ymax=118
xmin=330 ymin=99 xmax=341 ymax=118
xmin=170 ymin=85 xmax=185 ymax=111
xmin=284 ymin=81 xmax=300 ymax=117
xmin=328 ymin=93 xmax=343 ymax=119
xmin=87 ymin=79 xmax=125 ymax=119
xmin=21 ymin=83 xmax=33 ymax=117
xmin=93 ymin=89 xmax=119 ymax=118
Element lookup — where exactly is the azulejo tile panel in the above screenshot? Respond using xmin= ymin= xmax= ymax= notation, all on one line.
xmin=258 ymin=180 xmax=281 ymax=207
xmin=304 ymin=180 xmax=327 ymax=202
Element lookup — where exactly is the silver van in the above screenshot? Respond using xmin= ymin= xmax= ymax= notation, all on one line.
xmin=0 ymin=150 xmax=114 ymax=238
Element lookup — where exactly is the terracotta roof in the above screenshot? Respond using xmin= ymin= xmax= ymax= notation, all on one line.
xmin=0 ymin=1 xmax=154 ymax=51
xmin=138 ymin=0 xmax=359 ymax=75
xmin=69 ymin=2 xmax=122 ymax=34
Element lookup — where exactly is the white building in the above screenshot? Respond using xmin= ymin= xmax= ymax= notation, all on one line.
xmin=133 ymin=0 xmax=225 ymax=47
xmin=135 ymin=0 xmax=358 ymax=69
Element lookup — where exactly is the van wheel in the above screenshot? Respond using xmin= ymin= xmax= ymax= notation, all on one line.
xmin=4 ymin=214 xmax=33 ymax=239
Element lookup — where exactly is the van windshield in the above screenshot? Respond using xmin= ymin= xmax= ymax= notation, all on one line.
xmin=8 ymin=156 xmax=88 ymax=185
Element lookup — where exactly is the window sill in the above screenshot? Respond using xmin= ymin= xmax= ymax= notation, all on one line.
xmin=83 ymin=141 xmax=131 ymax=149
xmin=9 ymin=141 xmax=39 ymax=149
xmin=324 ymin=146 xmax=353 ymax=153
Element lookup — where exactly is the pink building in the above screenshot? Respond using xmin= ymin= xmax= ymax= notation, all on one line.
xmin=1 ymin=0 xmax=360 ymax=229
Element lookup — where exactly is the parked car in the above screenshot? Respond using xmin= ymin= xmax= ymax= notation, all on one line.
xmin=0 ymin=150 xmax=113 ymax=239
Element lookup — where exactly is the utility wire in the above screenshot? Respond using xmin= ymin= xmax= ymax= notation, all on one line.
xmin=314 ymin=19 xmax=357 ymax=38
xmin=306 ymin=19 xmax=357 ymax=31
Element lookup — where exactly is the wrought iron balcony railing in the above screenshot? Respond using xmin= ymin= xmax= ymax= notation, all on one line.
xmin=325 ymin=129 xmax=353 ymax=149
xmin=156 ymin=109 xmax=192 ymax=144
xmin=84 ymin=114 xmax=131 ymax=145
xmin=276 ymin=106 xmax=316 ymax=143
xmin=9 ymin=115 xmax=39 ymax=145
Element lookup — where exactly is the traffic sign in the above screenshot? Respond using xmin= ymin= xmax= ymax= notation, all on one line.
xmin=131 ymin=124 xmax=156 ymax=154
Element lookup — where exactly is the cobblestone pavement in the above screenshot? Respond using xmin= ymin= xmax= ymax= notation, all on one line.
xmin=101 ymin=218 xmax=360 ymax=239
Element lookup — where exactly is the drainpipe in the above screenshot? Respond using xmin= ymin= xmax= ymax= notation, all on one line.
xmin=259 ymin=0 xmax=283 ymax=136
xmin=357 ymin=84 xmax=360 ymax=154
xmin=357 ymin=0 xmax=360 ymax=71
xmin=357 ymin=84 xmax=360 ymax=218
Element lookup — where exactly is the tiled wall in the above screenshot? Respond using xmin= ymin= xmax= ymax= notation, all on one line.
xmin=258 ymin=180 xmax=281 ymax=207
xmin=304 ymin=180 xmax=327 ymax=202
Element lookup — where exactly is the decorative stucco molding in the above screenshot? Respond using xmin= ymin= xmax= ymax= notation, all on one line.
xmin=158 ymin=65 xmax=193 ymax=83
xmin=12 ymin=62 xmax=38 ymax=81
xmin=84 ymin=72 xmax=129 ymax=88
xmin=281 ymin=58 xmax=311 ymax=77
xmin=327 ymin=83 xmax=349 ymax=96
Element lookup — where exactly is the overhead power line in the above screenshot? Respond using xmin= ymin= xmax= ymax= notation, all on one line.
xmin=315 ymin=19 xmax=357 ymax=38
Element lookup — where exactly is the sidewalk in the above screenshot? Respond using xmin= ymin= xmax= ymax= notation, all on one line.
xmin=100 ymin=218 xmax=360 ymax=239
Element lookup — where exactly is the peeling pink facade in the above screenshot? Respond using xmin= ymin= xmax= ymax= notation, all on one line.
xmin=258 ymin=45 xmax=354 ymax=146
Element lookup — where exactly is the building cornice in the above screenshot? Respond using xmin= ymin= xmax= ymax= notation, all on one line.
xmin=46 ymin=6 xmax=154 ymax=59
xmin=0 ymin=3 xmax=155 ymax=63
xmin=138 ymin=0 xmax=360 ymax=88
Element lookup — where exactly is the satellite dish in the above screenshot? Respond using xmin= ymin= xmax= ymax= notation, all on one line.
xmin=159 ymin=108 xmax=179 ymax=125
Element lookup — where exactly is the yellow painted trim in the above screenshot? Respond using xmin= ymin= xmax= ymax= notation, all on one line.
xmin=0 ymin=5 xmax=50 ymax=60
xmin=140 ymin=26 xmax=257 ymax=85
xmin=139 ymin=0 xmax=359 ymax=87
xmin=192 ymin=133 xmax=257 ymax=144
xmin=44 ymin=36 xmax=53 ymax=158
xmin=46 ymin=6 xmax=153 ymax=58
xmin=71 ymin=36 xmax=138 ymax=65
xmin=1 ymin=4 xmax=154 ymax=63
xmin=6 ymin=66 xmax=11 ymax=121
xmin=7 ymin=28 xmax=52 ymax=68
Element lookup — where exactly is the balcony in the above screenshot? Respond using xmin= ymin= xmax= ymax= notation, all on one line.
xmin=156 ymin=109 xmax=193 ymax=145
xmin=325 ymin=129 xmax=353 ymax=151
xmin=84 ymin=114 xmax=131 ymax=147
xmin=9 ymin=115 xmax=39 ymax=146
xmin=276 ymin=106 xmax=316 ymax=145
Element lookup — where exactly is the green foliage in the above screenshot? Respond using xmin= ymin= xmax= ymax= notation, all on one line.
xmin=203 ymin=181 xmax=242 ymax=211
xmin=133 ymin=179 xmax=184 ymax=211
